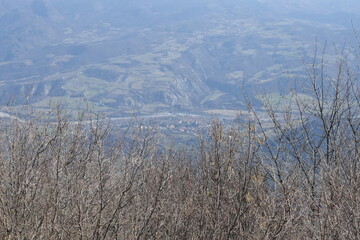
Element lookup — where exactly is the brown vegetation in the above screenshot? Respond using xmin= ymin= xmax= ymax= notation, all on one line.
xmin=0 ymin=47 xmax=360 ymax=239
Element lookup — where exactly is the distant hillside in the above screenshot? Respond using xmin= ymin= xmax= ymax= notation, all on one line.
xmin=0 ymin=0 xmax=358 ymax=117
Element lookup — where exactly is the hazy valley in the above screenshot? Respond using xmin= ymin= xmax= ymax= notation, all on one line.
xmin=0 ymin=0 xmax=358 ymax=119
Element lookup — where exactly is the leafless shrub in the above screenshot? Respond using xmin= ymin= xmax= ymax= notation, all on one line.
xmin=1 ymin=42 xmax=360 ymax=240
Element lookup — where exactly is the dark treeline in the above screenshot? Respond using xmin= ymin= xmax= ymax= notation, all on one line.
xmin=1 ymin=48 xmax=360 ymax=239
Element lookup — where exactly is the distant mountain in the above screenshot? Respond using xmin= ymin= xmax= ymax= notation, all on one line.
xmin=260 ymin=0 xmax=360 ymax=14
xmin=0 ymin=0 xmax=358 ymax=117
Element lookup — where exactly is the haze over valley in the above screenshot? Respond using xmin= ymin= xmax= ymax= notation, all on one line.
xmin=0 ymin=0 xmax=359 ymax=118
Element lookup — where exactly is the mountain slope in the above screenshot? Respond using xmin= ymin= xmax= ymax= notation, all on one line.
xmin=0 ymin=0 xmax=358 ymax=117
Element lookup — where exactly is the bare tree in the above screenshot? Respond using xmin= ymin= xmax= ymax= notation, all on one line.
xmin=1 ymin=40 xmax=360 ymax=239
